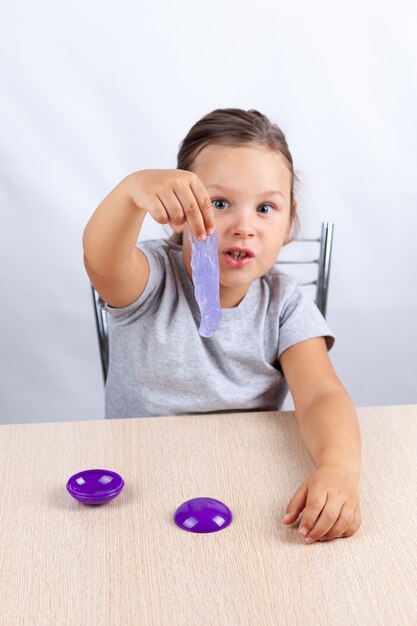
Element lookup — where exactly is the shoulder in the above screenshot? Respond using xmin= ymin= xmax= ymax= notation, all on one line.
xmin=103 ymin=239 xmax=183 ymax=321
xmin=261 ymin=264 xmax=335 ymax=350
xmin=137 ymin=237 xmax=181 ymax=260
xmin=135 ymin=237 xmax=183 ymax=274
xmin=137 ymin=237 xmax=181 ymax=252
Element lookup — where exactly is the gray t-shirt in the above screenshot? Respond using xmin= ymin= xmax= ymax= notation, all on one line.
xmin=101 ymin=239 xmax=335 ymax=419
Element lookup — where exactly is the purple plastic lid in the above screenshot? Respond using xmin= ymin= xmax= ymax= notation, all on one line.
xmin=174 ymin=497 xmax=233 ymax=533
xmin=66 ymin=469 xmax=124 ymax=505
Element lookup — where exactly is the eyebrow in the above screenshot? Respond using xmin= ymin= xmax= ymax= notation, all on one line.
xmin=206 ymin=184 xmax=286 ymax=199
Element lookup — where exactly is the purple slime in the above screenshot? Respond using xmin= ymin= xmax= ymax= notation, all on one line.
xmin=173 ymin=497 xmax=233 ymax=533
xmin=189 ymin=229 xmax=222 ymax=337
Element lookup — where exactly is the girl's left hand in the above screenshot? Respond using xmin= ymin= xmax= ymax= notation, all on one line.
xmin=282 ymin=465 xmax=362 ymax=543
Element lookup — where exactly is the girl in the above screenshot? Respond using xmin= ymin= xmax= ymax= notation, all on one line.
xmin=83 ymin=108 xmax=361 ymax=544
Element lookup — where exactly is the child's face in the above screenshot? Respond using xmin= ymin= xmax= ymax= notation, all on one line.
xmin=181 ymin=143 xmax=293 ymax=308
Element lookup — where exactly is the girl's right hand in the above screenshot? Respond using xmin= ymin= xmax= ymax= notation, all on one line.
xmin=127 ymin=169 xmax=215 ymax=241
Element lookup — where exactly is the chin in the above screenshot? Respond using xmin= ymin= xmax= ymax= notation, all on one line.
xmin=219 ymin=276 xmax=252 ymax=290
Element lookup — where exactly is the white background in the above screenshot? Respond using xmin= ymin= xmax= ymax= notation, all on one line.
xmin=1 ymin=0 xmax=416 ymax=424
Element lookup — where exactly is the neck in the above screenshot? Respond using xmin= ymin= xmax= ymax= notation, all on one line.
xmin=219 ymin=284 xmax=249 ymax=309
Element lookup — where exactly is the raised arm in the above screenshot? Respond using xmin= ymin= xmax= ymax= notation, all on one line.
xmin=83 ymin=174 xmax=148 ymax=307
xmin=82 ymin=170 xmax=214 ymax=307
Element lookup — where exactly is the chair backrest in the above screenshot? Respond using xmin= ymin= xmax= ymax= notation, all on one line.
xmin=91 ymin=221 xmax=334 ymax=384
xmin=91 ymin=287 xmax=109 ymax=384
xmin=276 ymin=221 xmax=334 ymax=318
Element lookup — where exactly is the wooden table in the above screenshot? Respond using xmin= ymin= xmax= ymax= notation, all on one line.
xmin=0 ymin=405 xmax=416 ymax=625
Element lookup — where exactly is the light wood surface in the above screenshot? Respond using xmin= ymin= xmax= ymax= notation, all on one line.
xmin=0 ymin=405 xmax=416 ymax=625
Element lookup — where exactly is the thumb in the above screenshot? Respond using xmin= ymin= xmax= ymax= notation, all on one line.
xmin=282 ymin=483 xmax=308 ymax=524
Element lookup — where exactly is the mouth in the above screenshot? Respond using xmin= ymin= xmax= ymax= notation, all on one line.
xmin=223 ymin=247 xmax=255 ymax=268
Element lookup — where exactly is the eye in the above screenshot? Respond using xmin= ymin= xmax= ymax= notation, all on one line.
xmin=212 ymin=199 xmax=229 ymax=210
xmin=257 ymin=203 xmax=275 ymax=214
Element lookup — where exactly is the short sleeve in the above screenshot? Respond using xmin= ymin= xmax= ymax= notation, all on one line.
xmin=99 ymin=243 xmax=166 ymax=324
xmin=277 ymin=286 xmax=335 ymax=360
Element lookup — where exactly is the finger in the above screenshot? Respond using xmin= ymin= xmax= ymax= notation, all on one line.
xmin=305 ymin=494 xmax=347 ymax=542
xmin=189 ymin=176 xmax=215 ymax=234
xmin=342 ymin=508 xmax=362 ymax=537
xmin=173 ymin=184 xmax=208 ymax=241
xmin=154 ymin=191 xmax=185 ymax=227
xmin=298 ymin=488 xmax=327 ymax=538
xmin=318 ymin=508 xmax=362 ymax=541
xmin=150 ymin=195 xmax=170 ymax=225
xmin=308 ymin=502 xmax=354 ymax=542
xmin=282 ymin=483 xmax=308 ymax=525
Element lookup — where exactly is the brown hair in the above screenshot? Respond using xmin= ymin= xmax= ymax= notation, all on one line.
xmin=170 ymin=108 xmax=300 ymax=244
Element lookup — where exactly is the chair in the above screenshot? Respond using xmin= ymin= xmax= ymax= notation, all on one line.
xmin=91 ymin=287 xmax=109 ymax=384
xmin=91 ymin=221 xmax=334 ymax=384
xmin=276 ymin=221 xmax=334 ymax=318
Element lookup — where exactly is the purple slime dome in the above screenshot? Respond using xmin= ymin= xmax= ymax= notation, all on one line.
xmin=174 ymin=497 xmax=233 ymax=533
xmin=66 ymin=469 xmax=124 ymax=505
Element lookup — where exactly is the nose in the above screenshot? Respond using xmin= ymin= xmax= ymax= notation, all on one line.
xmin=229 ymin=209 xmax=255 ymax=239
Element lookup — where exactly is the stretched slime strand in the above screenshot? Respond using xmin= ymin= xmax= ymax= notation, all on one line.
xmin=189 ymin=229 xmax=222 ymax=337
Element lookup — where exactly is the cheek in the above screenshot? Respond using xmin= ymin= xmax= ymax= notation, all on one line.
xmin=263 ymin=232 xmax=286 ymax=259
xmin=213 ymin=216 xmax=226 ymax=239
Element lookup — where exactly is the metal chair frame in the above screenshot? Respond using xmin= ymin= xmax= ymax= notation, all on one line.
xmin=91 ymin=287 xmax=109 ymax=384
xmin=91 ymin=221 xmax=334 ymax=384
xmin=276 ymin=221 xmax=334 ymax=318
